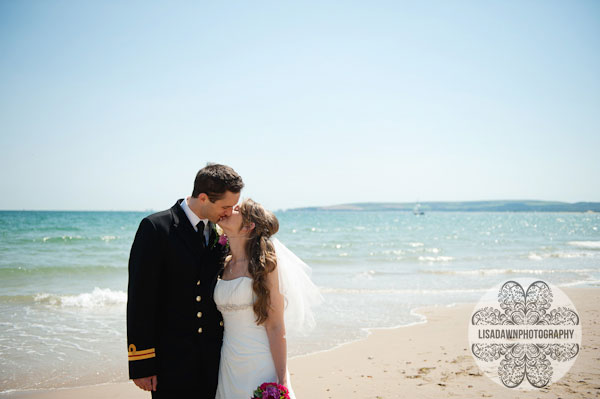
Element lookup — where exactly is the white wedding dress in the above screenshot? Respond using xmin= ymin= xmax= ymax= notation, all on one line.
xmin=214 ymin=276 xmax=297 ymax=399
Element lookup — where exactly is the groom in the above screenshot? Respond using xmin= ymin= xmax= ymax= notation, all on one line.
xmin=127 ymin=163 xmax=243 ymax=398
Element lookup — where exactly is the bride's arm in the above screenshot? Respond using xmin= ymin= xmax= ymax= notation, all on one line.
xmin=264 ymin=265 xmax=288 ymax=386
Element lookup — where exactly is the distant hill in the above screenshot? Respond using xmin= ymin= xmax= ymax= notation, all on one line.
xmin=289 ymin=200 xmax=600 ymax=212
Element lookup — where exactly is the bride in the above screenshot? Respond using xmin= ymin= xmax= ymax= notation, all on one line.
xmin=214 ymin=198 xmax=321 ymax=399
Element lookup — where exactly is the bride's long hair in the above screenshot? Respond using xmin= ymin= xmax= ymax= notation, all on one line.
xmin=240 ymin=199 xmax=279 ymax=325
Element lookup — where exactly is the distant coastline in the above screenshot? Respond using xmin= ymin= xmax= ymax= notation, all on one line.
xmin=289 ymin=200 xmax=600 ymax=212
xmin=2 ymin=200 xmax=600 ymax=213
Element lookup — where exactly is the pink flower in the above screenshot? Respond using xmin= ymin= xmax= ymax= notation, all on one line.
xmin=218 ymin=234 xmax=228 ymax=246
xmin=252 ymin=382 xmax=290 ymax=399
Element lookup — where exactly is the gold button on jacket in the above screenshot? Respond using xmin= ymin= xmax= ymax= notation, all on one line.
xmin=196 ymin=295 xmax=201 ymax=302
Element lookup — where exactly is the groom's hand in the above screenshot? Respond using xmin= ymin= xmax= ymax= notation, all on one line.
xmin=133 ymin=375 xmax=157 ymax=391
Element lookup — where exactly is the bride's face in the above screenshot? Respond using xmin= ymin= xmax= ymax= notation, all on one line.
xmin=218 ymin=205 xmax=243 ymax=235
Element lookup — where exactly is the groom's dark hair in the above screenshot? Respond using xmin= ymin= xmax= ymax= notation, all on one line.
xmin=192 ymin=163 xmax=244 ymax=202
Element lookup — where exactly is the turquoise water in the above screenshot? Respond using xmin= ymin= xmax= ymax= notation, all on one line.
xmin=1 ymin=210 xmax=599 ymax=392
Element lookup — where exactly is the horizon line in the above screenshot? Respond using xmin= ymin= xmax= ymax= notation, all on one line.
xmin=1 ymin=198 xmax=599 ymax=213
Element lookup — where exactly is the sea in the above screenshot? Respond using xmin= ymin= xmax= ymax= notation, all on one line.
xmin=0 ymin=210 xmax=599 ymax=393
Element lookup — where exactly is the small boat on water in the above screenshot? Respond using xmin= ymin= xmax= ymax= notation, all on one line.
xmin=413 ymin=203 xmax=424 ymax=215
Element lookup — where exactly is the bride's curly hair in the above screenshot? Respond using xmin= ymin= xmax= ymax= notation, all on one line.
xmin=240 ymin=198 xmax=279 ymax=325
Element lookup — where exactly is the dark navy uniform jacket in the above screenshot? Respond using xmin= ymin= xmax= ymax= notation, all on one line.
xmin=127 ymin=199 xmax=227 ymax=398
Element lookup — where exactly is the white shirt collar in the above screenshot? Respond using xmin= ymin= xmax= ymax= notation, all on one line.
xmin=180 ymin=197 xmax=209 ymax=232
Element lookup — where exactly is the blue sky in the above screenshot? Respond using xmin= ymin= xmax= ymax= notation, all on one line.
xmin=1 ymin=1 xmax=598 ymax=211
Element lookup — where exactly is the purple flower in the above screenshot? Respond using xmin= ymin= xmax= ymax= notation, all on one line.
xmin=218 ymin=234 xmax=228 ymax=246
xmin=262 ymin=385 xmax=279 ymax=399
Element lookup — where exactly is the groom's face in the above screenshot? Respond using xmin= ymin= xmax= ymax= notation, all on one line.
xmin=204 ymin=190 xmax=240 ymax=224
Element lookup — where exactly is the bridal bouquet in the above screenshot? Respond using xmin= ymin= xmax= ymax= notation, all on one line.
xmin=251 ymin=382 xmax=290 ymax=399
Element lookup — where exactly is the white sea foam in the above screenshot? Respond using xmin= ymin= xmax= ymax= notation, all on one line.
xmin=568 ymin=241 xmax=600 ymax=249
xmin=34 ymin=288 xmax=127 ymax=308
xmin=528 ymin=252 xmax=544 ymax=260
xmin=421 ymin=268 xmax=599 ymax=276
xmin=62 ymin=235 xmax=82 ymax=240
xmin=319 ymin=287 xmax=486 ymax=295
xmin=558 ymin=279 xmax=600 ymax=287
xmin=381 ymin=249 xmax=405 ymax=256
xmin=39 ymin=235 xmax=83 ymax=243
xmin=418 ymin=255 xmax=454 ymax=262
xmin=527 ymin=250 xmax=596 ymax=259
xmin=354 ymin=270 xmax=377 ymax=279
xmin=100 ymin=235 xmax=117 ymax=242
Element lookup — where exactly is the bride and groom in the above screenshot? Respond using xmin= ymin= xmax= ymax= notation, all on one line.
xmin=127 ymin=163 xmax=321 ymax=398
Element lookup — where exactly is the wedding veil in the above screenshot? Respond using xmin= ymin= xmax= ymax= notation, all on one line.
xmin=271 ymin=238 xmax=324 ymax=334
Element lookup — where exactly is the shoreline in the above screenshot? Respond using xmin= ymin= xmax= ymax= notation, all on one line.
xmin=287 ymin=306 xmax=430 ymax=362
xmin=2 ymin=286 xmax=598 ymax=398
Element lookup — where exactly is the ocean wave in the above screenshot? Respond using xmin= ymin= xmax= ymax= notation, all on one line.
xmin=527 ymin=251 xmax=597 ymax=260
xmin=420 ymin=268 xmax=599 ymax=276
xmin=380 ymin=247 xmax=440 ymax=255
xmin=527 ymin=252 xmax=544 ymax=261
xmin=0 ymin=265 xmax=126 ymax=277
xmin=557 ymin=279 xmax=600 ymax=287
xmin=31 ymin=235 xmax=121 ymax=243
xmin=380 ymin=249 xmax=406 ymax=256
xmin=353 ymin=269 xmax=417 ymax=279
xmin=418 ymin=255 xmax=454 ymax=262
xmin=33 ymin=288 xmax=127 ymax=308
xmin=319 ymin=287 xmax=487 ymax=295
xmin=568 ymin=241 xmax=600 ymax=250
xmin=40 ymin=235 xmax=84 ymax=243
xmin=354 ymin=270 xmax=377 ymax=279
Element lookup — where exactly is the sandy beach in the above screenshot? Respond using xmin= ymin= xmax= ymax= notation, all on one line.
xmin=2 ymin=287 xmax=598 ymax=399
